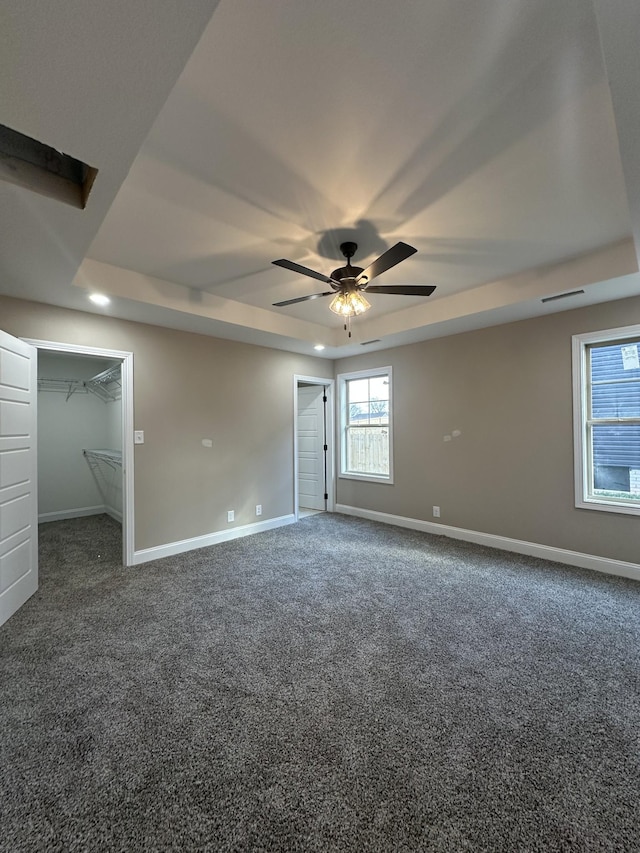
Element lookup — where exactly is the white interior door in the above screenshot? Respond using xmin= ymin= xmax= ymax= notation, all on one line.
xmin=0 ymin=331 xmax=38 ymax=627
xmin=297 ymin=385 xmax=326 ymax=511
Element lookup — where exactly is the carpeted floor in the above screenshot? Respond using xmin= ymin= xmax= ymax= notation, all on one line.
xmin=1 ymin=513 xmax=639 ymax=852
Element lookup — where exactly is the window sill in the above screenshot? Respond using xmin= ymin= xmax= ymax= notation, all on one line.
xmin=339 ymin=472 xmax=394 ymax=485
xmin=576 ymin=497 xmax=640 ymax=517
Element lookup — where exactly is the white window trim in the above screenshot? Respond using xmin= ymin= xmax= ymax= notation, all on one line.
xmin=337 ymin=366 xmax=394 ymax=484
xmin=572 ymin=323 xmax=640 ymax=517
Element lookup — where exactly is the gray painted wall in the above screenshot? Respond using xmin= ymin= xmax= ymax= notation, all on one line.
xmin=0 ymin=296 xmax=331 ymax=551
xmin=334 ymin=294 xmax=640 ymax=565
xmin=3 ymin=292 xmax=639 ymax=563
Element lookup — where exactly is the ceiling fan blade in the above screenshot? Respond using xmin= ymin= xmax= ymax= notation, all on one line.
xmin=273 ymin=291 xmax=334 ymax=307
xmin=272 ymin=258 xmax=338 ymax=286
xmin=356 ymin=242 xmax=417 ymax=283
xmin=365 ymin=284 xmax=436 ymax=296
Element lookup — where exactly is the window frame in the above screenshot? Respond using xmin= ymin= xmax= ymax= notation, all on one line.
xmin=337 ymin=366 xmax=394 ymax=484
xmin=572 ymin=324 xmax=640 ymax=516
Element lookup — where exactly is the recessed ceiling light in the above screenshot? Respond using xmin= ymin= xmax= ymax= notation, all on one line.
xmin=313 ymin=344 xmax=325 ymax=351
xmin=89 ymin=293 xmax=110 ymax=306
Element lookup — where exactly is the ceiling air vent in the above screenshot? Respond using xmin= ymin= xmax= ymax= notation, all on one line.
xmin=541 ymin=289 xmax=584 ymax=304
xmin=0 ymin=123 xmax=97 ymax=209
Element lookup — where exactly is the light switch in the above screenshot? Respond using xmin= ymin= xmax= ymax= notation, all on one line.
xmin=202 ymin=438 xmax=213 ymax=448
xmin=134 ymin=430 xmax=144 ymax=444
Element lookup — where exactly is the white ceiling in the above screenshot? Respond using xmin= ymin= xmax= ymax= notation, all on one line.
xmin=2 ymin=0 xmax=640 ymax=358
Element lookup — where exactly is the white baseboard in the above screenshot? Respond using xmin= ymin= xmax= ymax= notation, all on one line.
xmin=132 ymin=513 xmax=296 ymax=565
xmin=335 ymin=504 xmax=640 ymax=583
xmin=105 ymin=505 xmax=123 ymax=523
xmin=39 ymin=505 xmax=105 ymax=523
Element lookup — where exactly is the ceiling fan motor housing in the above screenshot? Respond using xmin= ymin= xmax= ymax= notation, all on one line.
xmin=331 ymin=242 xmax=365 ymax=286
xmin=330 ymin=264 xmax=365 ymax=284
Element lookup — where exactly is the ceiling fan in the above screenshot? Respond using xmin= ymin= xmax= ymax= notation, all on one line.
xmin=271 ymin=241 xmax=436 ymax=335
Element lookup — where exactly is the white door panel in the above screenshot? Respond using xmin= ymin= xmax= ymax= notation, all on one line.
xmin=0 ymin=399 xmax=30 ymax=436
xmin=298 ymin=414 xmax=318 ymax=429
xmin=297 ymin=385 xmax=325 ymax=511
xmin=0 ymin=331 xmax=38 ymax=627
xmin=0 ymin=448 xmax=29 ymax=489
xmin=0 ymin=494 xmax=31 ymax=540
xmin=0 ymin=347 xmax=31 ymax=389
xmin=0 ymin=540 xmax=30 ymax=593
xmin=299 ymin=458 xmax=318 ymax=475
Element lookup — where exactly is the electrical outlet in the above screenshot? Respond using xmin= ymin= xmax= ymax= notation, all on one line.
xmin=227 ymin=510 xmax=235 ymax=523
xmin=256 ymin=504 xmax=262 ymax=516
xmin=433 ymin=506 xmax=441 ymax=518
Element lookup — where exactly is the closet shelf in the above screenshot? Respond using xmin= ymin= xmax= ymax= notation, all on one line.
xmin=85 ymin=365 xmax=121 ymax=402
xmin=83 ymin=449 xmax=122 ymax=470
xmin=38 ymin=364 xmax=121 ymax=403
xmin=38 ymin=378 xmax=88 ymax=400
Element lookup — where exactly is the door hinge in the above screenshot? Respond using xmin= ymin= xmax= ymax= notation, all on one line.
xmin=323 ymin=444 xmax=328 ymax=451
xmin=324 ymin=493 xmax=328 ymax=501
xmin=323 ymin=395 xmax=327 ymax=403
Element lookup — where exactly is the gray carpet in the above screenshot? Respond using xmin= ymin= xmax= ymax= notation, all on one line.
xmin=1 ymin=513 xmax=639 ymax=852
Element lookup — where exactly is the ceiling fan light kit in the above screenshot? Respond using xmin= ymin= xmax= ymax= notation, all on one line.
xmin=329 ymin=290 xmax=371 ymax=317
xmin=272 ymin=240 xmax=436 ymax=337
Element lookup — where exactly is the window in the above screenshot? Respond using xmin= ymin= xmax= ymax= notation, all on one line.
xmin=338 ymin=367 xmax=393 ymax=483
xmin=573 ymin=325 xmax=640 ymax=515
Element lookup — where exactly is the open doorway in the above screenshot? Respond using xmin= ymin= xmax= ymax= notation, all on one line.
xmin=24 ymin=339 xmax=134 ymax=567
xmin=294 ymin=376 xmax=335 ymax=520
xmin=37 ymin=351 xmax=123 ymax=554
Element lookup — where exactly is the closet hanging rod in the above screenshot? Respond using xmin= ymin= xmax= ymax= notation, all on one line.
xmin=38 ymin=367 xmax=121 ymax=403
xmin=37 ymin=378 xmax=88 ymax=401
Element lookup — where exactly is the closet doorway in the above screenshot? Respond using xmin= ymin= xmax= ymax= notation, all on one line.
xmin=294 ymin=376 xmax=335 ymax=519
xmin=24 ymin=339 xmax=134 ymax=566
